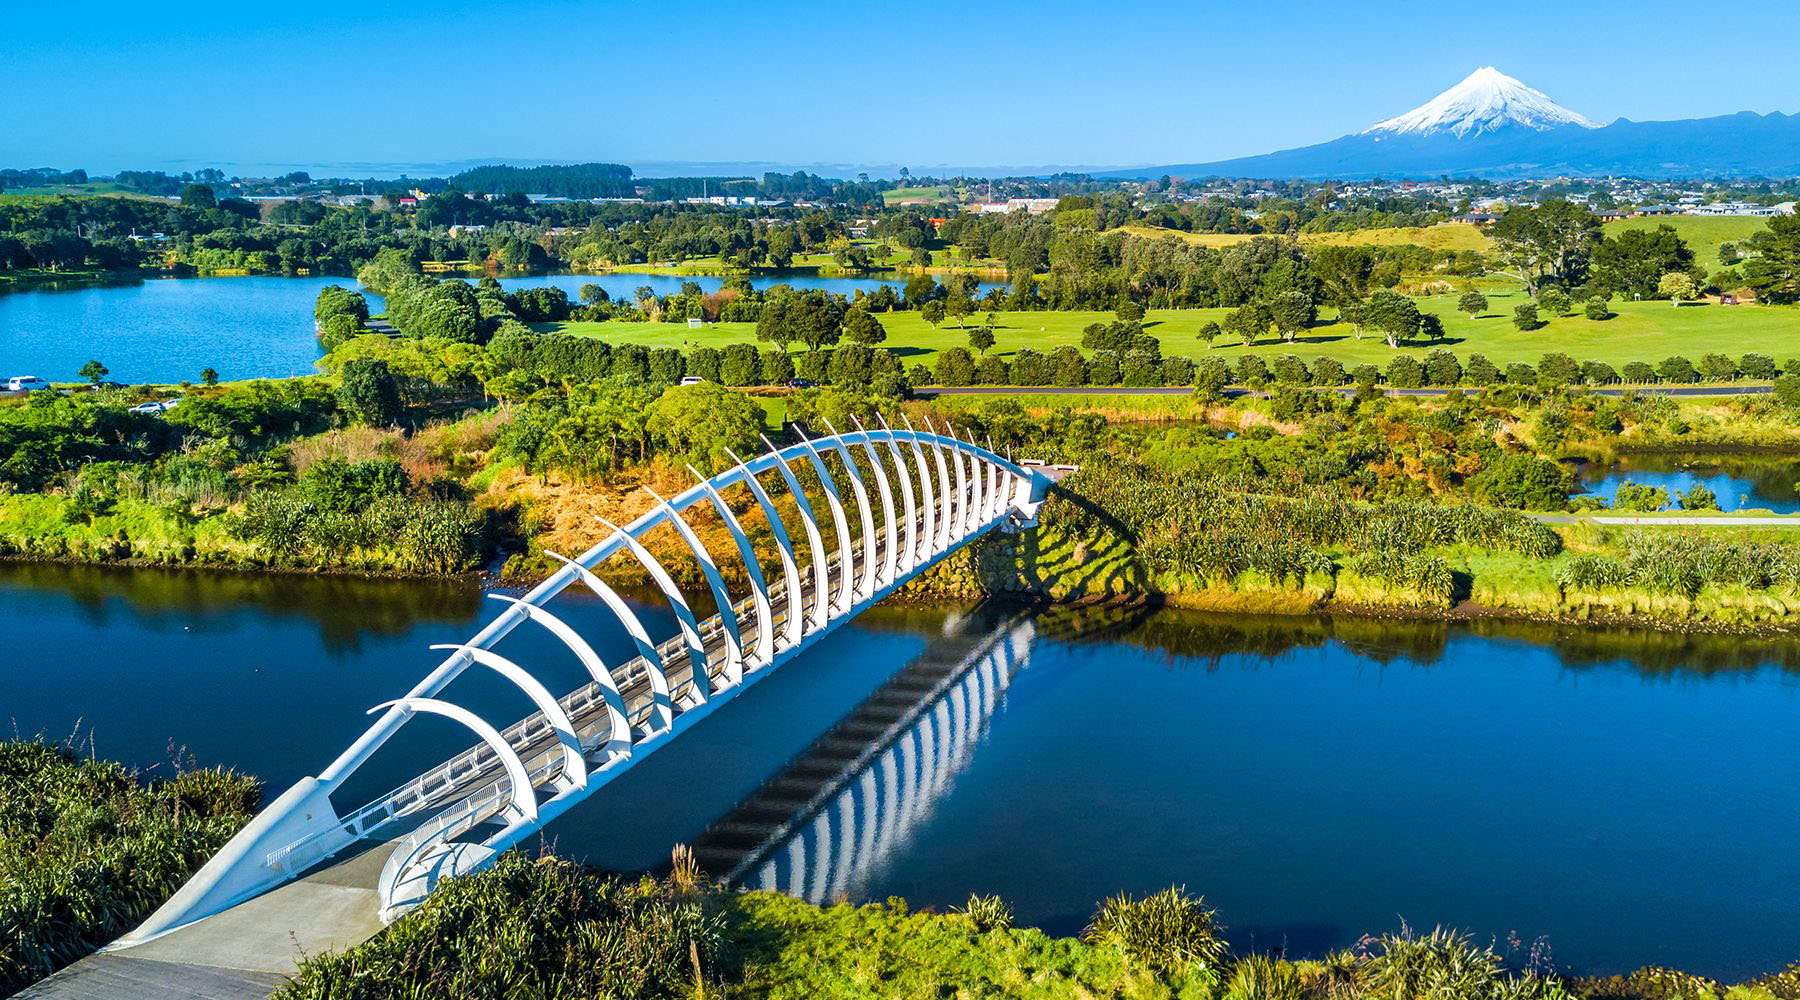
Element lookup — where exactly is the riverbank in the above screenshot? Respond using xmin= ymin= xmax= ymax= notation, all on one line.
xmin=270 ymin=849 xmax=1800 ymax=1000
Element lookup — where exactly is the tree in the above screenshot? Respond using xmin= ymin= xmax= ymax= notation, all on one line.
xmin=1225 ymin=302 xmax=1270 ymax=347
xmin=337 ymin=359 xmax=403 ymax=426
xmin=1417 ymin=314 xmax=1445 ymax=343
xmin=1363 ymin=290 xmax=1420 ymax=348
xmin=1538 ymin=288 xmax=1571 ymax=316
xmin=1743 ymin=215 xmax=1800 ymax=303
xmin=1424 ymin=349 xmax=1462 ymax=387
xmin=1512 ymin=302 xmax=1542 ymax=331
xmin=647 ymin=383 xmax=764 ymax=474
xmin=967 ymin=326 xmax=996 ymax=356
xmin=78 ymin=360 xmax=108 ymax=386
xmin=200 ymin=367 xmax=219 ymax=387
xmin=1197 ymin=320 xmax=1221 ymax=349
xmin=1657 ymin=272 xmax=1697 ymax=304
xmin=179 ymin=183 xmax=217 ymax=209
xmin=1049 ymin=346 xmax=1086 ymax=387
xmin=1309 ymin=245 xmax=1376 ymax=308
xmin=1457 ymin=290 xmax=1488 ymax=319
xmin=842 ymin=307 xmax=887 ymax=345
xmin=1489 ymin=201 xmax=1600 ymax=294
xmin=1466 ymin=354 xmax=1501 ymax=385
xmin=1584 ymin=299 xmax=1611 ymax=321
xmin=1192 ymin=357 xmax=1230 ymax=404
xmin=1266 ymin=290 xmax=1316 ymax=344
xmin=1590 ymin=225 xmax=1694 ymax=299
xmin=1385 ymin=355 xmax=1424 ymax=388
xmin=920 ymin=300 xmax=946 ymax=327
xmin=933 ymin=347 xmax=977 ymax=387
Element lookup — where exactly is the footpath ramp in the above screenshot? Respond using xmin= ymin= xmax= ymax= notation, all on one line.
xmin=18 ymin=843 xmax=388 ymax=1000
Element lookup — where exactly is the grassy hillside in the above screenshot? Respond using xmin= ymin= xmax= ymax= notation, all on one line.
xmin=1601 ymin=215 xmax=1771 ymax=272
xmin=1115 ymin=222 xmax=1496 ymax=253
xmin=541 ymin=291 xmax=1800 ymax=371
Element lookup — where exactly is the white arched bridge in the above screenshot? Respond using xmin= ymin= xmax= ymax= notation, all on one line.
xmin=119 ymin=417 xmax=1058 ymax=947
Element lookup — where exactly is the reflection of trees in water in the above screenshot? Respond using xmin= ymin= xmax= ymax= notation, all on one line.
xmin=1041 ymin=601 xmax=1800 ymax=680
xmin=0 ymin=563 xmax=484 ymax=653
xmin=1467 ymin=618 xmax=1800 ymax=676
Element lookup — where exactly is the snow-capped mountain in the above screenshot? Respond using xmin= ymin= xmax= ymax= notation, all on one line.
xmin=1099 ymin=67 xmax=1800 ymax=180
xmin=1362 ymin=67 xmax=1601 ymax=138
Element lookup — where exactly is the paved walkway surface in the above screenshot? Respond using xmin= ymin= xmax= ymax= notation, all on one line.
xmin=1532 ymin=513 xmax=1800 ymax=526
xmin=19 ymin=843 xmax=389 ymax=999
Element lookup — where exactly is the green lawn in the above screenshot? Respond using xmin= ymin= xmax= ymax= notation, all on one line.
xmin=539 ymin=288 xmax=1800 ymax=371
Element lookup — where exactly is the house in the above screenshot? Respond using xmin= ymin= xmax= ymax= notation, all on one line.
xmin=1453 ymin=212 xmax=1501 ymax=226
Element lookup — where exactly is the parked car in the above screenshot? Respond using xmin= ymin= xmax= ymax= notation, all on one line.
xmin=4 ymin=375 xmax=51 ymax=392
xmin=786 ymin=378 xmax=817 ymax=389
xmin=678 ymin=376 xmax=707 ymax=386
xmin=128 ymin=399 xmax=180 ymax=416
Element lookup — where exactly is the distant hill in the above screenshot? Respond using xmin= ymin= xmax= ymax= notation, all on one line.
xmin=449 ymin=162 xmax=635 ymax=198
xmin=1102 ymin=68 xmax=1800 ymax=180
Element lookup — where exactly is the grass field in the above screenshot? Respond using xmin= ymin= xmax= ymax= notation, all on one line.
xmin=540 ymin=287 xmax=1800 ymax=371
xmin=881 ymin=185 xmax=955 ymax=205
xmin=1116 ymin=222 xmax=1497 ymax=253
xmin=1600 ymin=215 xmax=1770 ymax=273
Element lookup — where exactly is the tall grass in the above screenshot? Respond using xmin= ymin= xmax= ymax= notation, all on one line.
xmin=0 ymin=740 xmax=259 ymax=994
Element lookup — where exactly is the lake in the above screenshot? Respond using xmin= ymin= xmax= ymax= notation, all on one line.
xmin=1574 ymin=451 xmax=1800 ymax=513
xmin=4 ymin=562 xmax=1797 ymax=980
xmin=0 ymin=271 xmax=994 ymax=385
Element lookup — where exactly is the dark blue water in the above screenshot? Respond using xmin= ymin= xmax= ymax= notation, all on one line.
xmin=0 ymin=272 xmax=989 ymax=385
xmin=4 ymin=563 xmax=1797 ymax=979
xmin=1576 ymin=452 xmax=1800 ymax=514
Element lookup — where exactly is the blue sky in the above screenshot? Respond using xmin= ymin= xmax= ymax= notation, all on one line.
xmin=5 ymin=0 xmax=1798 ymax=177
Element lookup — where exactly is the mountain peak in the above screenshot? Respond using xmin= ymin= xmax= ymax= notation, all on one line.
xmin=1363 ymin=67 xmax=1601 ymax=138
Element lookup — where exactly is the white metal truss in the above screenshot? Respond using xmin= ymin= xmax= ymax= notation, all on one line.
xmin=119 ymin=420 xmax=1055 ymax=943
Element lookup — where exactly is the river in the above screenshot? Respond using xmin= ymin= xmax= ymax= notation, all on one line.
xmin=3 ymin=562 xmax=1797 ymax=980
xmin=1574 ymin=451 xmax=1800 ymax=514
xmin=0 ymin=271 xmax=993 ymax=385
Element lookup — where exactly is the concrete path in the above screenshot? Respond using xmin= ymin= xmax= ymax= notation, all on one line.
xmin=18 ymin=843 xmax=390 ymax=999
xmin=1532 ymin=513 xmax=1800 ymax=526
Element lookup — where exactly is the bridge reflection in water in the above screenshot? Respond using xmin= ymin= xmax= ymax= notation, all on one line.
xmin=690 ymin=605 xmax=1035 ymax=903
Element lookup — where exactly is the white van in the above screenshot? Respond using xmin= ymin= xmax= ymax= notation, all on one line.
xmin=678 ymin=376 xmax=707 ymax=386
xmin=5 ymin=376 xmax=50 ymax=392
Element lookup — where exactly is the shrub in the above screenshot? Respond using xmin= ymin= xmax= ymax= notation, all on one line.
xmin=336 ymin=359 xmax=402 ymax=426
xmin=1512 ymin=302 xmax=1542 ymax=330
xmin=1424 ymin=349 xmax=1462 ymax=387
xmin=1584 ymin=299 xmax=1611 ymax=320
xmin=1086 ymin=349 xmax=1121 ymax=386
xmin=1505 ymin=363 xmax=1537 ymax=386
xmin=1680 ymin=484 xmax=1720 ymax=511
xmin=0 ymin=741 xmax=260 ymax=993
xmin=1622 ymin=361 xmax=1658 ymax=383
xmin=975 ymin=354 xmax=1010 ymax=386
xmin=1740 ymin=353 xmax=1777 ymax=380
xmin=1385 ymin=355 xmax=1424 ymax=389
xmin=276 ymin=852 xmax=721 ymax=1000
xmin=1613 ymin=481 xmax=1670 ymax=512
xmin=1538 ymin=352 xmax=1580 ymax=388
xmin=686 ymin=346 xmax=723 ymax=382
xmin=1657 ymin=355 xmax=1700 ymax=383
xmin=1539 ymin=287 xmax=1572 ymax=315
xmin=1083 ymin=887 xmax=1227 ymax=972
xmin=1271 ymin=354 xmax=1311 ymax=385
xmin=1162 ymin=355 xmax=1195 ymax=387
xmin=760 ymin=348 xmax=795 ymax=385
xmin=1465 ymin=354 xmax=1501 ymax=386
xmin=1011 ymin=348 xmax=1050 ymax=386
xmin=1470 ymin=453 xmax=1569 ymax=510
xmin=1049 ymin=345 xmax=1087 ymax=386
xmin=1581 ymin=360 xmax=1619 ymax=385
xmin=1311 ymin=356 xmax=1346 ymax=385
xmin=1699 ymin=352 xmax=1739 ymax=382
xmin=1234 ymin=354 xmax=1270 ymax=387
xmin=950 ymin=893 xmax=1014 ymax=933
